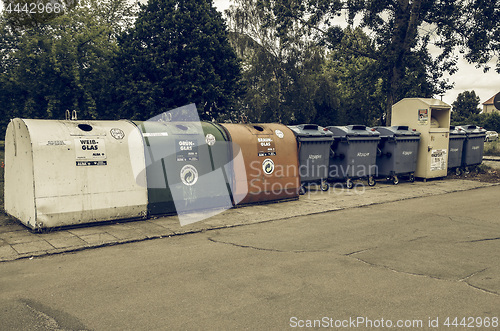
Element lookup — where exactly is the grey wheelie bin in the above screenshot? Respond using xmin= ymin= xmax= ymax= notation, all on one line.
xmin=459 ymin=125 xmax=486 ymax=173
xmin=448 ymin=126 xmax=466 ymax=175
xmin=288 ymin=124 xmax=335 ymax=194
xmin=326 ymin=125 xmax=380 ymax=188
xmin=374 ymin=126 xmax=421 ymax=184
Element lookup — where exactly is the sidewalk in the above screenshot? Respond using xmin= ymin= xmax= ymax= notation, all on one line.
xmin=1 ymin=178 xmax=498 ymax=263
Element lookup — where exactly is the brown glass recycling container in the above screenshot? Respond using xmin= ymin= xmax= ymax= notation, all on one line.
xmin=220 ymin=123 xmax=300 ymax=205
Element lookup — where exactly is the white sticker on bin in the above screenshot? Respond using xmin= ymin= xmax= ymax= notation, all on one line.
xmin=75 ymin=138 xmax=107 ymax=160
xmin=143 ymin=132 xmax=169 ymax=137
xmin=40 ymin=140 xmax=71 ymax=146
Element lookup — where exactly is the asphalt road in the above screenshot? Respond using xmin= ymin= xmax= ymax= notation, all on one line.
xmin=1 ymin=186 xmax=499 ymax=330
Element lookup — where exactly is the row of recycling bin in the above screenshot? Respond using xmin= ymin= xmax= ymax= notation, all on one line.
xmin=289 ymin=123 xmax=486 ymax=191
xmin=448 ymin=125 xmax=487 ymax=175
xmin=3 ymin=119 xmax=485 ymax=230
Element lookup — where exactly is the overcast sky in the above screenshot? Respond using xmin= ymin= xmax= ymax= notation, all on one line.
xmin=214 ymin=0 xmax=500 ymax=108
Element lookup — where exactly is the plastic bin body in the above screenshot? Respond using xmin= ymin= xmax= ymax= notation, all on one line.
xmin=374 ymin=126 xmax=420 ymax=178
xmin=459 ymin=125 xmax=486 ymax=167
xmin=448 ymin=126 xmax=466 ymax=170
xmin=4 ymin=118 xmax=148 ymax=230
xmin=326 ymin=125 xmax=380 ymax=180
xmin=134 ymin=121 xmax=233 ymax=217
xmin=288 ymin=124 xmax=334 ymax=185
xmin=219 ymin=123 xmax=300 ymax=205
xmin=391 ymin=98 xmax=451 ymax=179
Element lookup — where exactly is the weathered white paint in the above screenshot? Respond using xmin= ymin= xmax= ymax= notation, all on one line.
xmin=4 ymin=119 xmax=148 ymax=230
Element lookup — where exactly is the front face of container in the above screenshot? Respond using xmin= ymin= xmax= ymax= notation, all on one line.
xmin=416 ymin=131 xmax=449 ymax=178
xmin=392 ymin=99 xmax=451 ymax=179
xmin=376 ymin=137 xmax=419 ymax=177
xmin=297 ymin=140 xmax=332 ymax=183
xmin=220 ymin=123 xmax=300 ymax=205
xmin=136 ymin=121 xmax=234 ymax=217
xmin=6 ymin=119 xmax=149 ymax=229
xmin=391 ymin=138 xmax=420 ymax=174
xmin=448 ymin=137 xmax=465 ymax=169
xmin=330 ymin=139 xmax=379 ymax=179
xmin=462 ymin=136 xmax=485 ymax=166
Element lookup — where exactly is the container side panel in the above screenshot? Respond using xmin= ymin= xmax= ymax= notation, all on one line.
xmin=4 ymin=119 xmax=37 ymax=228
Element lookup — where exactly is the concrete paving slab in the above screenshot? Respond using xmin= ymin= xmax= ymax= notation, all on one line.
xmin=98 ymin=224 xmax=149 ymax=241
xmin=0 ymin=245 xmax=19 ymax=260
xmin=46 ymin=236 xmax=87 ymax=249
xmin=78 ymin=233 xmax=118 ymax=245
xmin=0 ymin=230 xmax=41 ymax=245
xmin=11 ymin=241 xmax=54 ymax=255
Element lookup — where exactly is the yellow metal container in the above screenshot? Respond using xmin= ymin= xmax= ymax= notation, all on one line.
xmin=391 ymin=98 xmax=451 ymax=180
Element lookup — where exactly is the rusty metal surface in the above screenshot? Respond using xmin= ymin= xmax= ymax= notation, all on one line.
xmin=220 ymin=123 xmax=300 ymax=205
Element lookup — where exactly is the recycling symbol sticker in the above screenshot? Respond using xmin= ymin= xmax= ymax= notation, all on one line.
xmin=205 ymin=133 xmax=216 ymax=146
xmin=262 ymin=158 xmax=275 ymax=175
xmin=180 ymin=164 xmax=199 ymax=186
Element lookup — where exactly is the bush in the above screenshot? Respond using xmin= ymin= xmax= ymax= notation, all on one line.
xmin=464 ymin=113 xmax=500 ymax=132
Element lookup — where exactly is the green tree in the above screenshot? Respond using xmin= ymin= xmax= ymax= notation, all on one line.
xmin=0 ymin=0 xmax=137 ymax=134
xmin=226 ymin=0 xmax=336 ymax=124
xmin=258 ymin=0 xmax=499 ymax=124
xmin=115 ymin=0 xmax=242 ymax=121
xmin=451 ymin=90 xmax=481 ymax=124
xmin=323 ymin=27 xmax=386 ymax=126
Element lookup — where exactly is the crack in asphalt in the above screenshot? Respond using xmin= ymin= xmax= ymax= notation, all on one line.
xmin=459 ymin=268 xmax=488 ymax=282
xmin=463 ymin=237 xmax=500 ymax=243
xmin=207 ymin=237 xmax=326 ymax=253
xmin=407 ymin=235 xmax=429 ymax=242
xmin=344 ymin=248 xmax=376 ymax=256
xmin=349 ymin=256 xmax=499 ymax=296
xmin=208 ymin=236 xmax=500 ymax=296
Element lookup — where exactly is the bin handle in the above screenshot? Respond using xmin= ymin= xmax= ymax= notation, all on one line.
xmin=65 ymin=109 xmax=78 ymax=121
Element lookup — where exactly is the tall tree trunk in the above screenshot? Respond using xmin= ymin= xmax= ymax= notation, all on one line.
xmin=386 ymin=0 xmax=422 ymax=125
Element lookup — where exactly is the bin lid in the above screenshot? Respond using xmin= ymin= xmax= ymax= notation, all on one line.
xmin=288 ymin=124 xmax=334 ymax=138
xmin=374 ymin=126 xmax=421 ymax=137
xmin=456 ymin=125 xmax=486 ymax=134
xmin=326 ymin=125 xmax=380 ymax=138
xmin=449 ymin=125 xmax=466 ymax=136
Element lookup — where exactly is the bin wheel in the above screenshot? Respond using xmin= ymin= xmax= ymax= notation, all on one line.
xmin=455 ymin=167 xmax=462 ymax=176
xmin=345 ymin=178 xmax=354 ymax=189
xmin=320 ymin=180 xmax=329 ymax=191
xmin=409 ymin=173 xmax=415 ymax=183
xmin=391 ymin=175 xmax=399 ymax=185
xmin=299 ymin=185 xmax=306 ymax=195
xmin=464 ymin=167 xmax=470 ymax=175
xmin=368 ymin=176 xmax=376 ymax=187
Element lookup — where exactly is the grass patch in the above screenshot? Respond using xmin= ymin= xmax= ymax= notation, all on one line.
xmin=483 ymin=140 xmax=500 ymax=156
xmin=0 ymin=140 xmax=4 ymax=151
